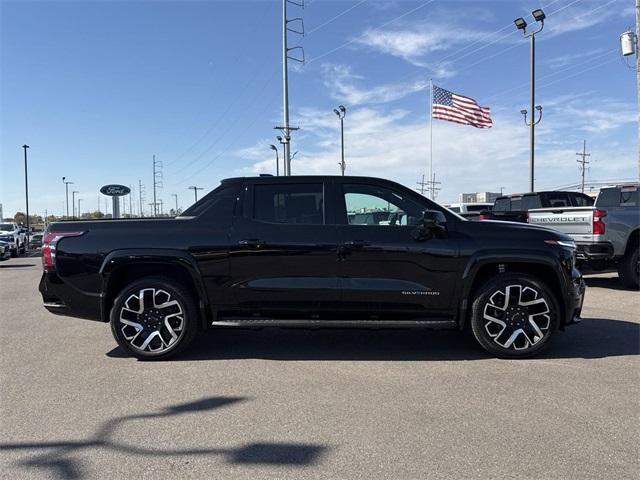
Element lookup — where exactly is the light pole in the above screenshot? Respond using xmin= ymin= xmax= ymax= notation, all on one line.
xmin=333 ymin=105 xmax=346 ymax=175
xmin=270 ymin=144 xmax=280 ymax=176
xmin=72 ymin=191 xmax=79 ymax=219
xmin=188 ymin=186 xmax=204 ymax=203
xmin=22 ymin=145 xmax=30 ymax=247
xmin=62 ymin=177 xmax=73 ymax=219
xmin=171 ymin=193 xmax=178 ymax=214
xmin=514 ymin=8 xmax=545 ymax=192
xmin=77 ymin=198 xmax=83 ymax=218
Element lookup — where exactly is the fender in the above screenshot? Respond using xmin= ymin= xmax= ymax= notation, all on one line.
xmin=457 ymin=249 xmax=566 ymax=330
xmin=99 ymin=249 xmax=211 ymax=328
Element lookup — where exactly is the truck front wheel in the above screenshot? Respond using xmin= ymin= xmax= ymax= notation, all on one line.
xmin=470 ymin=273 xmax=559 ymax=358
xmin=110 ymin=276 xmax=199 ymax=360
xmin=618 ymin=247 xmax=639 ymax=290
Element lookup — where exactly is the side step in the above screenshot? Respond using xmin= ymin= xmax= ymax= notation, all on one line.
xmin=210 ymin=318 xmax=457 ymax=329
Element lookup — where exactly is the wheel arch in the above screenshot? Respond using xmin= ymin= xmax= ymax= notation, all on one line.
xmin=458 ymin=253 xmax=565 ymax=331
xmin=624 ymin=228 xmax=639 ymax=255
xmin=100 ymin=249 xmax=211 ymax=329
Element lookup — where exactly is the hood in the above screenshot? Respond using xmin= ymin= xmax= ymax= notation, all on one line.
xmin=460 ymin=218 xmax=574 ymax=242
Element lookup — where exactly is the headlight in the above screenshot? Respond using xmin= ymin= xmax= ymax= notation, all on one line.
xmin=545 ymin=239 xmax=576 ymax=249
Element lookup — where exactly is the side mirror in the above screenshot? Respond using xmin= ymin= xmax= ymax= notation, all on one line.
xmin=413 ymin=210 xmax=447 ymax=241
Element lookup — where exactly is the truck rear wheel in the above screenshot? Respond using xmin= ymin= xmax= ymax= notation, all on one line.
xmin=618 ymin=248 xmax=639 ymax=290
xmin=470 ymin=273 xmax=559 ymax=358
xmin=110 ymin=276 xmax=199 ymax=360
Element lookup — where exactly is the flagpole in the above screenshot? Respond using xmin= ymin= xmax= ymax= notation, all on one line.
xmin=429 ymin=78 xmax=433 ymax=199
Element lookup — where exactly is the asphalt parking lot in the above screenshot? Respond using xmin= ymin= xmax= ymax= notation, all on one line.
xmin=0 ymin=255 xmax=638 ymax=480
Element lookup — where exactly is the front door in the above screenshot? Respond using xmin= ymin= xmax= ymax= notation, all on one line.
xmin=227 ymin=181 xmax=340 ymax=319
xmin=334 ymin=181 xmax=459 ymax=320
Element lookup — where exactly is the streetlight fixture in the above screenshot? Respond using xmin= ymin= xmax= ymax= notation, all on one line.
xmin=514 ymin=8 xmax=545 ymax=192
xmin=270 ymin=144 xmax=280 ymax=176
xmin=188 ymin=186 xmax=204 ymax=203
xmin=72 ymin=191 xmax=79 ymax=219
xmin=333 ymin=105 xmax=346 ymax=175
xmin=62 ymin=177 xmax=74 ymax=219
xmin=22 ymin=145 xmax=30 ymax=248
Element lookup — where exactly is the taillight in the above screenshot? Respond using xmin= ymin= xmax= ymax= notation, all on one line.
xmin=593 ymin=209 xmax=607 ymax=235
xmin=42 ymin=231 xmax=85 ymax=271
xmin=479 ymin=211 xmax=491 ymax=221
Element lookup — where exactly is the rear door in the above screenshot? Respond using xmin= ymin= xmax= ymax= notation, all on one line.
xmin=227 ymin=180 xmax=340 ymax=318
xmin=332 ymin=180 xmax=459 ymax=320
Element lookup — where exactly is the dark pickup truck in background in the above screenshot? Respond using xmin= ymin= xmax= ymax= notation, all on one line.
xmin=481 ymin=191 xmax=595 ymax=222
xmin=39 ymin=175 xmax=585 ymax=360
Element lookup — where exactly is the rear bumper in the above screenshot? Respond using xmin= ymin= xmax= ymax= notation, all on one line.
xmin=575 ymin=242 xmax=614 ymax=261
xmin=39 ymin=272 xmax=104 ymax=322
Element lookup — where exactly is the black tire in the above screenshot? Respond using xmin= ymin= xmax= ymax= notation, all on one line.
xmin=110 ymin=276 xmax=199 ymax=360
xmin=618 ymin=247 xmax=639 ymax=290
xmin=10 ymin=248 xmax=18 ymax=258
xmin=470 ymin=273 xmax=559 ymax=358
xmin=19 ymin=242 xmax=26 ymax=254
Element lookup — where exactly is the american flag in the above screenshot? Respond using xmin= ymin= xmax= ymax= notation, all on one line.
xmin=432 ymin=85 xmax=493 ymax=129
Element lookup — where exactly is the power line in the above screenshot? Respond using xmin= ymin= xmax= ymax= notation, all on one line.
xmin=306 ymin=0 xmax=368 ymax=35
xmin=307 ymin=0 xmax=436 ymax=65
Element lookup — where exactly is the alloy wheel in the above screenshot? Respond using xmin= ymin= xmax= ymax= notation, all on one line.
xmin=482 ymin=284 xmax=551 ymax=351
xmin=118 ymin=288 xmax=185 ymax=353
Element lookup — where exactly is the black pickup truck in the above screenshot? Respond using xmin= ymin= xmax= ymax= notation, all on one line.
xmin=40 ymin=175 xmax=585 ymax=360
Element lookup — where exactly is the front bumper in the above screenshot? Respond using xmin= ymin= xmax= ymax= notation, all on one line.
xmin=564 ymin=268 xmax=585 ymax=327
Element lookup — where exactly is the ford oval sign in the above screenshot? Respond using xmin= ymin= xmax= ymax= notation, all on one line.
xmin=100 ymin=184 xmax=131 ymax=196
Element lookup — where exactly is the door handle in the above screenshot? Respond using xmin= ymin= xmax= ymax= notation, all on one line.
xmin=344 ymin=240 xmax=368 ymax=248
xmin=238 ymin=238 xmax=264 ymax=247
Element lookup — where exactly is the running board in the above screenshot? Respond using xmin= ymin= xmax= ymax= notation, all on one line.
xmin=210 ymin=318 xmax=457 ymax=329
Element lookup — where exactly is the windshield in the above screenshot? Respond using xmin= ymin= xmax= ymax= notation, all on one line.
xmin=0 ymin=224 xmax=14 ymax=231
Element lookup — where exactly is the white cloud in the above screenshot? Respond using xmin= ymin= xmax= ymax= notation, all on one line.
xmin=321 ymin=64 xmax=428 ymax=106
xmin=355 ymin=25 xmax=480 ymax=69
xmin=544 ymin=49 xmax=606 ymax=69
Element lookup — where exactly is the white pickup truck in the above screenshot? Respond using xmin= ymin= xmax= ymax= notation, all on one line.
xmin=528 ymin=184 xmax=639 ymax=289
xmin=0 ymin=222 xmax=26 ymax=257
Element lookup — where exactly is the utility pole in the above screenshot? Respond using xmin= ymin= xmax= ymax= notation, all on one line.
xmin=72 ymin=191 xmax=79 ymax=219
xmin=188 ymin=186 xmax=204 ymax=203
xmin=159 ymin=199 xmax=164 ymax=216
xmin=171 ymin=193 xmax=178 ymax=214
xmin=576 ymin=140 xmax=591 ymax=193
xmin=417 ymin=174 xmax=428 ymax=195
xmin=426 ymin=172 xmax=441 ymax=200
xmin=334 ymin=105 xmax=346 ymax=175
xmin=277 ymin=0 xmax=304 ymax=176
xmin=22 ymin=145 xmax=30 ymax=247
xmin=62 ymin=177 xmax=73 ymax=219
xmin=270 ymin=144 xmax=280 ymax=176
xmin=138 ymin=180 xmax=145 ymax=217
xmin=152 ymin=155 xmax=163 ymax=216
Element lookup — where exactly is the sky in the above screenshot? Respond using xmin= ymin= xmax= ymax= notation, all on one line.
xmin=0 ymin=0 xmax=637 ymax=217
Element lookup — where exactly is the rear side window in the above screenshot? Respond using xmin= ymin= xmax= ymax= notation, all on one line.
xmin=493 ymin=198 xmax=510 ymax=212
xmin=254 ymin=183 xmax=324 ymax=224
xmin=571 ymin=193 xmax=594 ymax=207
xmin=181 ymin=184 xmax=240 ymax=218
xmin=597 ymin=187 xmax=638 ymax=207
xmin=521 ymin=196 xmax=542 ymax=210
xmin=510 ymin=197 xmax=523 ymax=211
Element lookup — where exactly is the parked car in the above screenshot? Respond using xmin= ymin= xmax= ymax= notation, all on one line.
xmin=39 ymin=175 xmax=584 ymax=360
xmin=29 ymin=233 xmax=44 ymax=249
xmin=0 ymin=240 xmax=12 ymax=260
xmin=0 ymin=222 xmax=26 ymax=257
xmin=528 ymin=184 xmax=639 ymax=289
xmin=481 ymin=191 xmax=594 ymax=222
xmin=445 ymin=202 xmax=493 ymax=220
